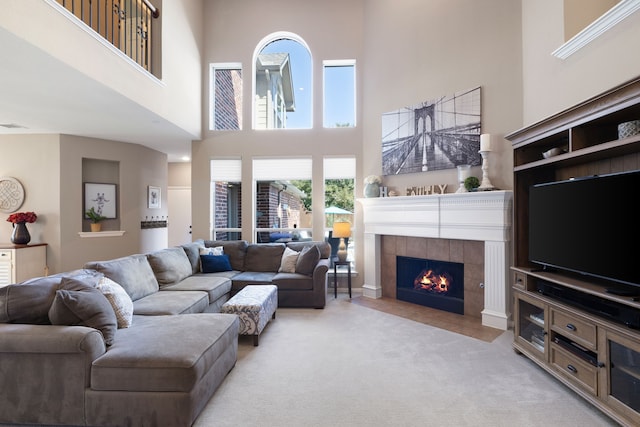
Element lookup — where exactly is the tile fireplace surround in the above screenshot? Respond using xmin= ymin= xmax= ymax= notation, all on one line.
xmin=359 ymin=190 xmax=513 ymax=330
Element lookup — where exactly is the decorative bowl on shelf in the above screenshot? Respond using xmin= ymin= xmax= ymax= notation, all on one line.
xmin=542 ymin=147 xmax=565 ymax=159
xmin=618 ymin=120 xmax=640 ymax=139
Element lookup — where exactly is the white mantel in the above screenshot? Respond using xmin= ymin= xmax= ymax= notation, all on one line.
xmin=358 ymin=190 xmax=513 ymax=330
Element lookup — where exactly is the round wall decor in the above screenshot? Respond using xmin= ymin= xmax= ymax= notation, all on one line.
xmin=0 ymin=176 xmax=26 ymax=213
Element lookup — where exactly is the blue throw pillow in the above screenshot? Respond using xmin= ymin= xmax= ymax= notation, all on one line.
xmin=200 ymin=254 xmax=232 ymax=273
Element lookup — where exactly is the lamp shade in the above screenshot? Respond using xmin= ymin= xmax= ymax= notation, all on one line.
xmin=332 ymin=221 xmax=351 ymax=238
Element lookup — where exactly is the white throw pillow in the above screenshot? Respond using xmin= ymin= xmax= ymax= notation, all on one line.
xmin=279 ymin=247 xmax=299 ymax=273
xmin=200 ymin=246 xmax=224 ymax=256
xmin=96 ymin=276 xmax=134 ymax=328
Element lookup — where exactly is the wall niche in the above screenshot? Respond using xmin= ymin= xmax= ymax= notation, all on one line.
xmin=82 ymin=158 xmax=120 ymax=232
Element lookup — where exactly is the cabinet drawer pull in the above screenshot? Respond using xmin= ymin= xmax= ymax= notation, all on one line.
xmin=565 ymin=323 xmax=576 ymax=331
xmin=566 ymin=364 xmax=577 ymax=374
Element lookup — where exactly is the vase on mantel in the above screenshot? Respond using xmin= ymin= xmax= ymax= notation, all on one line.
xmin=11 ymin=222 xmax=31 ymax=245
xmin=364 ymin=183 xmax=380 ymax=198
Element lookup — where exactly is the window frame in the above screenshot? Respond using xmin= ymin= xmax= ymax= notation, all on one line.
xmin=323 ymin=59 xmax=357 ymax=128
xmin=209 ymin=62 xmax=243 ymax=131
xmin=210 ymin=158 xmax=242 ymax=240
xmin=252 ymin=32 xmax=313 ymax=130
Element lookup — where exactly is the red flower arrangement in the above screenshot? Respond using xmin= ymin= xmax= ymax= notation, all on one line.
xmin=7 ymin=211 xmax=37 ymax=224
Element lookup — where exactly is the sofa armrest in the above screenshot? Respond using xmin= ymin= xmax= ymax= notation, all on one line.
xmin=0 ymin=324 xmax=106 ymax=425
xmin=0 ymin=324 xmax=106 ymax=355
xmin=311 ymin=258 xmax=330 ymax=308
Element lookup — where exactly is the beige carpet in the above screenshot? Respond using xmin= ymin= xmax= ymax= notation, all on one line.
xmin=193 ymin=296 xmax=617 ymax=427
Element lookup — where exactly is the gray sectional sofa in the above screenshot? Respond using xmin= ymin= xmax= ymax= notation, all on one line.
xmin=0 ymin=239 xmax=329 ymax=427
xmin=199 ymin=239 xmax=331 ymax=309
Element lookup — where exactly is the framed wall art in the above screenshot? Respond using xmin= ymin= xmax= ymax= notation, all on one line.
xmin=84 ymin=183 xmax=117 ymax=219
xmin=381 ymin=86 xmax=482 ymax=176
xmin=148 ymin=186 xmax=161 ymax=209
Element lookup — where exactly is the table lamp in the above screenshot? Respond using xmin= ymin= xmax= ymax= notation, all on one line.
xmin=332 ymin=221 xmax=351 ymax=262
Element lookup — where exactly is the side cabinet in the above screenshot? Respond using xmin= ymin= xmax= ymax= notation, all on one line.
xmin=512 ymin=268 xmax=640 ymax=427
xmin=0 ymin=244 xmax=47 ymax=287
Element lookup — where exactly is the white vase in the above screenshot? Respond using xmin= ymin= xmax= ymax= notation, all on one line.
xmin=364 ymin=183 xmax=380 ymax=198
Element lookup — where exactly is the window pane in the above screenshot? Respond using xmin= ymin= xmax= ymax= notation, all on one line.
xmin=324 ymin=157 xmax=355 ymax=264
xmin=255 ymin=38 xmax=311 ymax=129
xmin=324 ymin=61 xmax=355 ymax=128
xmin=211 ymin=159 xmax=242 ymax=240
xmin=255 ymin=180 xmax=311 ymax=243
xmin=211 ymin=65 xmax=242 ymax=130
xmin=253 ymin=157 xmax=312 ymax=243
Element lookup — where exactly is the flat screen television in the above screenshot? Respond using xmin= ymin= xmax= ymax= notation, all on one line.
xmin=529 ymin=170 xmax=640 ymax=294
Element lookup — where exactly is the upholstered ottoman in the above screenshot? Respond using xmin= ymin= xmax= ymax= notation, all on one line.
xmin=221 ymin=284 xmax=277 ymax=346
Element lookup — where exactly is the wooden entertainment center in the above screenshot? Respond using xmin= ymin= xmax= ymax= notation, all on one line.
xmin=506 ymin=76 xmax=640 ymax=427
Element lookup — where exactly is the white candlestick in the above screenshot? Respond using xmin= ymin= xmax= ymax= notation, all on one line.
xmin=480 ymin=134 xmax=491 ymax=152
xmin=477 ymin=151 xmax=494 ymax=191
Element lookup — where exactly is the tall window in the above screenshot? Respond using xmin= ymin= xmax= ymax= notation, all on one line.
xmin=211 ymin=159 xmax=242 ymax=240
xmin=324 ymin=157 xmax=356 ymax=264
xmin=254 ymin=33 xmax=312 ymax=129
xmin=253 ymin=158 xmax=312 ymax=243
xmin=210 ymin=63 xmax=242 ymax=130
xmin=323 ymin=60 xmax=356 ymax=128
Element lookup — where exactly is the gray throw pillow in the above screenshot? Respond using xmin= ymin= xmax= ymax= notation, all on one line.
xmin=0 ymin=276 xmax=63 ymax=324
xmin=295 ymin=245 xmax=320 ymax=276
xmin=48 ymin=286 xmax=117 ymax=346
xmin=244 ymin=244 xmax=285 ymax=272
xmin=181 ymin=241 xmax=205 ymax=274
xmin=84 ymin=254 xmax=159 ymax=301
xmin=147 ymin=247 xmax=194 ymax=287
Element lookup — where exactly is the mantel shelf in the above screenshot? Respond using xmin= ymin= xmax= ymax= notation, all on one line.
xmin=78 ymin=231 xmax=126 ymax=238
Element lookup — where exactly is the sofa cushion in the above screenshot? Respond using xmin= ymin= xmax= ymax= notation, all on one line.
xmin=272 ymin=272 xmax=315 ymax=290
xmin=244 ymin=243 xmax=285 ymax=272
xmin=231 ymin=272 xmax=277 ymax=291
xmin=48 ymin=283 xmax=117 ymax=346
xmin=96 ymin=277 xmax=134 ymax=328
xmin=85 ymin=254 xmax=159 ymax=301
xmin=180 ymin=240 xmax=205 ymax=274
xmin=287 ymin=241 xmax=331 ymax=259
xmin=279 ymin=247 xmax=299 ymax=273
xmin=295 ymin=244 xmax=321 ymax=276
xmin=160 ymin=275 xmax=232 ymax=305
xmin=91 ymin=313 xmax=239 ymax=392
xmin=147 ymin=247 xmax=194 ymax=288
xmin=200 ymin=254 xmax=232 ymax=273
xmin=204 ymin=240 xmax=248 ymax=271
xmin=132 ymin=291 xmax=209 ymax=315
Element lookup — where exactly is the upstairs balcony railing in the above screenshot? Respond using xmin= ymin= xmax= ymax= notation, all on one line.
xmin=55 ymin=0 xmax=159 ymax=74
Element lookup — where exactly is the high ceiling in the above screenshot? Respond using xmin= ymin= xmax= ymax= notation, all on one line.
xmin=0 ymin=27 xmax=196 ymax=163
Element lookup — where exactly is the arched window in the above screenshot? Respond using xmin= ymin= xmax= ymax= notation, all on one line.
xmin=253 ymin=32 xmax=312 ymax=129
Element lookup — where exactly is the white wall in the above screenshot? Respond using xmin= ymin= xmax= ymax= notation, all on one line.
xmin=361 ymin=0 xmax=522 ymax=195
xmin=0 ymin=134 xmax=168 ymax=274
xmin=521 ymin=0 xmax=640 ymax=125
xmin=1 ymin=0 xmax=202 ymax=138
xmin=0 ymin=135 xmax=61 ymax=266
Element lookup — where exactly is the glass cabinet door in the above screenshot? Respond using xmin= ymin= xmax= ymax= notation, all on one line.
xmin=514 ymin=291 xmax=547 ymax=359
xmin=600 ymin=328 xmax=640 ymax=425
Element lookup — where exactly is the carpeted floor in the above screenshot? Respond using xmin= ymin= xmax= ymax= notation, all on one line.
xmin=193 ymin=295 xmax=618 ymax=427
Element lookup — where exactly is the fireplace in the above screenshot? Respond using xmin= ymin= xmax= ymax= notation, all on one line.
xmin=396 ymin=256 xmax=464 ymax=314
xmin=359 ymin=191 xmax=513 ymax=330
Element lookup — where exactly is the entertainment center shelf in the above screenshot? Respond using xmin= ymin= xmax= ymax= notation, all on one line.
xmin=514 ymin=267 xmax=640 ymax=309
xmin=507 ymin=76 xmax=640 ymax=427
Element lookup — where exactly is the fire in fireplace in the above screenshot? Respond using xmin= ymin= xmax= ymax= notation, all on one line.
xmin=396 ymin=256 xmax=464 ymax=314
